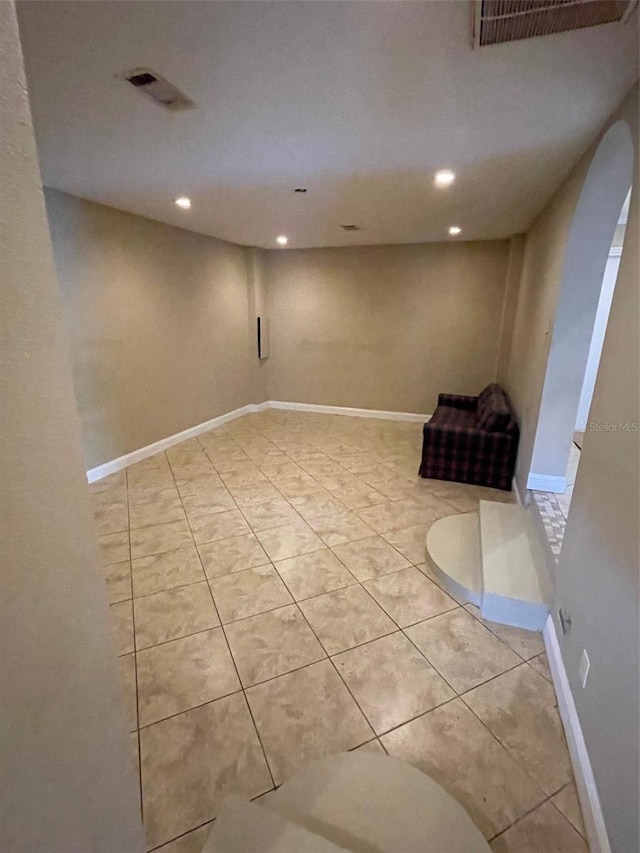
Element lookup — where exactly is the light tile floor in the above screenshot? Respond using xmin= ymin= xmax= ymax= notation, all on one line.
xmin=92 ymin=410 xmax=586 ymax=852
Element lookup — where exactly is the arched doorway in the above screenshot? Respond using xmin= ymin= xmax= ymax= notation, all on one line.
xmin=527 ymin=120 xmax=634 ymax=498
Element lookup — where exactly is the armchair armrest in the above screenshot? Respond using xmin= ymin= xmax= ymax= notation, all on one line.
xmin=437 ymin=393 xmax=477 ymax=411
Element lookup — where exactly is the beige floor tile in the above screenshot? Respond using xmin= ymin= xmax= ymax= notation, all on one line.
xmin=551 ymin=782 xmax=586 ymax=838
xmin=528 ymin=652 xmax=552 ymax=682
xmin=170 ymin=460 xmax=216 ymax=481
xmin=331 ymin=535 xmax=410 ymax=582
xmin=381 ymin=523 xmax=427 ymax=564
xmin=197 ymin=532 xmax=269 ymax=578
xmin=225 ymin=604 xmax=326 ymax=687
xmin=227 ymin=482 xmax=283 ymax=507
xmin=131 ymin=546 xmax=205 ymax=598
xmin=307 ymin=510 xmax=375 ymax=547
xmin=274 ymin=549 xmax=357 ymax=600
xmin=289 ymin=492 xmax=347 ymax=521
xmin=130 ymin=519 xmax=193 ymax=560
xmin=219 ymin=462 xmax=267 ymax=486
xmin=94 ymin=499 xmax=129 ymax=536
xmin=188 ymin=509 xmax=250 ymax=545
xmin=109 ymin=600 xmax=134 ymax=655
xmin=105 ymin=560 xmax=132 ymax=603
xmin=364 ymin=566 xmax=458 ymax=627
xmin=205 ymin=450 xmax=251 ymax=473
xmin=490 ymin=801 xmax=588 ymax=852
xmin=134 ymin=582 xmax=219 ymax=649
xmin=180 ymin=488 xmax=237 ymax=521
xmin=464 ymin=664 xmax=572 ymax=796
xmin=255 ymin=520 xmax=324 ymax=562
xmin=99 ymin=530 xmax=130 ymax=567
xmin=129 ymin=492 xmax=186 ymax=530
xmin=416 ymin=562 xmax=468 ymax=605
xmin=465 ymin=604 xmax=546 ymax=659
xmin=382 ymin=699 xmax=545 ymax=839
xmin=153 ymin=822 xmax=213 ymax=853
xmin=209 ymin=565 xmax=293 ymax=624
xmin=406 ymin=608 xmax=521 ymax=693
xmin=117 ymin=652 xmax=137 ymax=733
xmin=259 ymin=459 xmax=304 ymax=479
xmin=335 ymin=485 xmax=388 ymax=510
xmin=246 ymin=659 xmax=373 ymax=785
xmin=334 ymin=632 xmax=455 ymax=734
xmin=174 ymin=473 xmax=224 ymax=494
xmin=127 ymin=481 xmax=178 ymax=505
xmin=356 ymin=497 xmax=449 ymax=534
xmin=127 ymin=467 xmax=175 ymax=491
xmin=299 ymin=585 xmax=396 ymax=655
xmin=271 ymin=475 xmax=326 ymax=499
xmin=240 ymin=498 xmax=301 ymax=532
xmin=141 ymin=693 xmax=272 ymax=848
xmin=137 ymin=628 xmax=240 ymax=727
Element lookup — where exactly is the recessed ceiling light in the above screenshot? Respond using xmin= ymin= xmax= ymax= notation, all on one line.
xmin=434 ymin=169 xmax=456 ymax=188
xmin=276 ymin=235 xmax=289 ymax=246
xmin=175 ymin=196 xmax=191 ymax=209
xmin=449 ymin=226 xmax=462 ymax=236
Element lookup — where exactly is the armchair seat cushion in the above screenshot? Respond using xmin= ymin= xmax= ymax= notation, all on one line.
xmin=419 ymin=384 xmax=519 ymax=491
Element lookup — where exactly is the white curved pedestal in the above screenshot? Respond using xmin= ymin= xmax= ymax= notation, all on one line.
xmin=206 ymin=752 xmax=490 ymax=852
xmin=425 ymin=511 xmax=482 ymax=605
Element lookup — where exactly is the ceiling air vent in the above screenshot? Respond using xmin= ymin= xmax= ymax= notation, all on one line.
xmin=472 ymin=0 xmax=637 ymax=47
xmin=122 ymin=68 xmax=195 ymax=111
xmin=340 ymin=224 xmax=361 ymax=231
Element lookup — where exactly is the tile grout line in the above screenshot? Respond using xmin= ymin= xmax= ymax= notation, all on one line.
xmin=125 ymin=464 xmax=145 ymax=826
xmin=167 ymin=455 xmax=279 ymax=798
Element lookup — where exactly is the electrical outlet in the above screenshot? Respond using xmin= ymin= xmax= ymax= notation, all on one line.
xmin=579 ymin=650 xmax=590 ymax=688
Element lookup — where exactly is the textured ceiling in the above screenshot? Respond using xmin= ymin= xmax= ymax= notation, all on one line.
xmin=18 ymin=0 xmax=639 ymax=249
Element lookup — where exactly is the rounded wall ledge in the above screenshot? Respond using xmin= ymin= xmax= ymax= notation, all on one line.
xmin=425 ymin=511 xmax=482 ymax=606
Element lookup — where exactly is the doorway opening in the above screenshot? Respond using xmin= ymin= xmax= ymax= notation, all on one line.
xmin=527 ymin=120 xmax=634 ymax=556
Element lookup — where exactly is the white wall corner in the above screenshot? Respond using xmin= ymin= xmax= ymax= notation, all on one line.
xmin=543 ymin=616 xmax=611 ymax=853
xmin=526 ymin=472 xmax=567 ymax=493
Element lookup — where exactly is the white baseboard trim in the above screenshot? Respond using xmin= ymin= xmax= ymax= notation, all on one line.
xmin=86 ymin=400 xmax=431 ymax=482
xmin=266 ymin=400 xmax=431 ymax=423
xmin=526 ymin=472 xmax=567 ymax=493
xmin=512 ymin=477 xmax=523 ymax=505
xmin=86 ymin=403 xmax=262 ymax=483
xmin=543 ymin=616 xmax=610 ymax=853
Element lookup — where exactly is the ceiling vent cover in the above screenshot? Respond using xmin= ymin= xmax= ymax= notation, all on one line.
xmin=473 ymin=0 xmax=636 ymax=46
xmin=122 ymin=68 xmax=195 ymax=111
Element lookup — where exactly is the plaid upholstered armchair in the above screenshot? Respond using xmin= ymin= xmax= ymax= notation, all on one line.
xmin=418 ymin=383 xmax=519 ymax=491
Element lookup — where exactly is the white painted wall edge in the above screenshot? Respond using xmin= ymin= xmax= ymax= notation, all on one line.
xmin=526 ymin=472 xmax=567 ymax=493
xmin=512 ymin=477 xmax=523 ymax=505
xmin=86 ymin=400 xmax=431 ymax=482
xmin=543 ymin=616 xmax=611 ymax=853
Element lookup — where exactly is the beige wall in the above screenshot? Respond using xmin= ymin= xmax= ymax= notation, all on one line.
xmin=264 ymin=241 xmax=510 ymax=414
xmin=45 ymin=189 xmax=265 ymax=469
xmin=504 ymin=85 xmax=639 ymax=852
xmin=1 ymin=3 xmax=144 ymax=850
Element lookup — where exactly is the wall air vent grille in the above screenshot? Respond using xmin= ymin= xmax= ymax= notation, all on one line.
xmin=473 ymin=0 xmax=636 ymax=47
xmin=122 ymin=68 xmax=195 ymax=111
